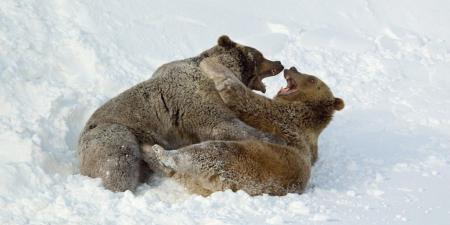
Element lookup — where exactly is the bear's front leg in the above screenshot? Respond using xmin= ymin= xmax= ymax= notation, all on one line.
xmin=200 ymin=58 xmax=283 ymax=127
xmin=200 ymin=58 xmax=250 ymax=106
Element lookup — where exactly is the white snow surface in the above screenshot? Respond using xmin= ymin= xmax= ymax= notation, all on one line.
xmin=1 ymin=0 xmax=450 ymax=224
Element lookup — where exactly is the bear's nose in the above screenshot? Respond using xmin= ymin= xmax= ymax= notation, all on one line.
xmin=273 ymin=61 xmax=284 ymax=70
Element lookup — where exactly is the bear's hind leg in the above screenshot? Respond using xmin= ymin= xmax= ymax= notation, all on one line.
xmin=78 ymin=123 xmax=148 ymax=192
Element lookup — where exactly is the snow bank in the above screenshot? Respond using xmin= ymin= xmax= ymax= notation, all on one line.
xmin=1 ymin=0 xmax=449 ymax=224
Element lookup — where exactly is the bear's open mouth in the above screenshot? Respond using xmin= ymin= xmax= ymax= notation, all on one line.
xmin=249 ymin=69 xmax=282 ymax=93
xmin=249 ymin=60 xmax=284 ymax=93
xmin=278 ymin=72 xmax=297 ymax=95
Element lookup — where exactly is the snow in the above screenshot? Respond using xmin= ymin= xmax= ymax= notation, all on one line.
xmin=1 ymin=0 xmax=450 ymax=224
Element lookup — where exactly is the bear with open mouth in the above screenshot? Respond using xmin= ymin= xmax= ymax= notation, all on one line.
xmin=141 ymin=64 xmax=344 ymax=196
xmin=78 ymin=35 xmax=285 ymax=192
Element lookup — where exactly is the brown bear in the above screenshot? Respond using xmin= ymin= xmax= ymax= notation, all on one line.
xmin=209 ymin=64 xmax=345 ymax=164
xmin=77 ymin=36 xmax=284 ymax=192
xmin=140 ymin=64 xmax=344 ymax=196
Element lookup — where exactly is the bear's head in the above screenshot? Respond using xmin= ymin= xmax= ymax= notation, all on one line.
xmin=274 ymin=67 xmax=344 ymax=165
xmin=200 ymin=35 xmax=284 ymax=93
xmin=275 ymin=67 xmax=345 ymax=111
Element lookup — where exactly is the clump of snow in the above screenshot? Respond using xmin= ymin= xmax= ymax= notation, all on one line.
xmin=1 ymin=0 xmax=450 ymax=224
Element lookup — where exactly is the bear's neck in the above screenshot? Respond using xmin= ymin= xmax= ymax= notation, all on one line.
xmin=293 ymin=100 xmax=335 ymax=164
xmin=295 ymin=100 xmax=335 ymax=134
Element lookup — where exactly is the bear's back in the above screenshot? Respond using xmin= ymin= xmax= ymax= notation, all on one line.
xmin=81 ymin=56 xmax=219 ymax=147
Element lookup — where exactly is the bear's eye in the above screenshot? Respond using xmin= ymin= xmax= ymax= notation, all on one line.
xmin=309 ymin=78 xmax=316 ymax=84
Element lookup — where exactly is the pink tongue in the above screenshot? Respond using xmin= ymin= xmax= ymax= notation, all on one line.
xmin=279 ymin=87 xmax=290 ymax=94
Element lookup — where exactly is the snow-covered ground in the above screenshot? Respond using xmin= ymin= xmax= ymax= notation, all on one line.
xmin=1 ymin=0 xmax=450 ymax=224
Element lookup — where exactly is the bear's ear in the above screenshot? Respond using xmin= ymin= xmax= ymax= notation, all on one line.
xmin=333 ymin=98 xmax=345 ymax=111
xmin=218 ymin=35 xmax=236 ymax=48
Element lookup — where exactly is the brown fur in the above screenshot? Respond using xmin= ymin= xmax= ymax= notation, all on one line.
xmin=77 ymin=36 xmax=284 ymax=192
xmin=141 ymin=140 xmax=310 ymax=196
xmin=206 ymin=64 xmax=344 ymax=164
xmin=140 ymin=64 xmax=344 ymax=196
